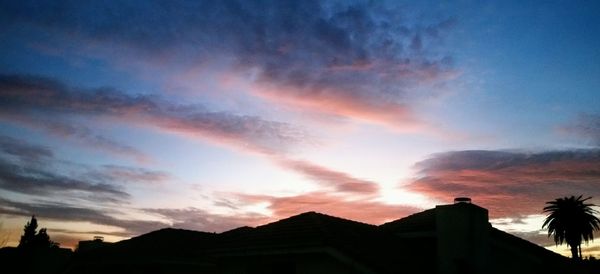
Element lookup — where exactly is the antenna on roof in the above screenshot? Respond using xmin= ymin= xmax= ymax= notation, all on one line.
xmin=454 ymin=197 xmax=472 ymax=204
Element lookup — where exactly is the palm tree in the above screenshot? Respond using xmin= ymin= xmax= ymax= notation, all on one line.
xmin=542 ymin=196 xmax=600 ymax=260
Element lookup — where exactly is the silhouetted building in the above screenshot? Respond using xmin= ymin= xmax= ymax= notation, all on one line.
xmin=76 ymin=236 xmax=112 ymax=253
xmin=64 ymin=199 xmax=575 ymax=274
xmin=0 ymin=245 xmax=72 ymax=274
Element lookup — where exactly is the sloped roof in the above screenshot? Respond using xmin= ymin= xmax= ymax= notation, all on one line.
xmin=489 ymin=227 xmax=567 ymax=261
xmin=65 ymin=205 xmax=571 ymax=274
xmin=75 ymin=228 xmax=217 ymax=260
xmin=215 ymin=211 xmax=435 ymax=273
xmin=379 ymin=208 xmax=437 ymax=233
xmin=217 ymin=211 xmax=376 ymax=251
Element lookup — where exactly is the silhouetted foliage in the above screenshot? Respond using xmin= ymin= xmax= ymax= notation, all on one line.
xmin=18 ymin=216 xmax=58 ymax=250
xmin=543 ymin=196 xmax=600 ymax=260
xmin=18 ymin=215 xmax=38 ymax=248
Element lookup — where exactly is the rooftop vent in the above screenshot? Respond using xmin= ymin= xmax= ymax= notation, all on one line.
xmin=93 ymin=236 xmax=104 ymax=242
xmin=454 ymin=197 xmax=472 ymax=204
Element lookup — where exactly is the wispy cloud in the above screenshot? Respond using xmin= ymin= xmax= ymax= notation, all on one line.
xmin=0 ymin=74 xmax=306 ymax=155
xmin=275 ymin=157 xmax=379 ymax=195
xmin=144 ymin=207 xmax=269 ymax=233
xmin=0 ymin=135 xmax=170 ymax=203
xmin=560 ymin=113 xmax=600 ymax=146
xmin=5 ymin=115 xmax=151 ymax=163
xmin=0 ymin=135 xmax=53 ymax=163
xmin=406 ymin=149 xmax=600 ymax=217
xmin=0 ymin=136 xmax=129 ymax=203
xmin=91 ymin=165 xmax=171 ymax=185
xmin=1 ymin=1 xmax=458 ymax=132
xmin=0 ymin=198 xmax=167 ymax=236
xmin=237 ymin=191 xmax=418 ymax=224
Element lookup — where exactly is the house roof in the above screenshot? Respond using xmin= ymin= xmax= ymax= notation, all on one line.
xmin=214 ymin=211 xmax=435 ymax=273
xmin=67 ymin=204 xmax=570 ymax=274
xmin=379 ymin=208 xmax=437 ymax=233
xmin=217 ymin=211 xmax=377 ymax=251
xmin=75 ymin=228 xmax=217 ymax=261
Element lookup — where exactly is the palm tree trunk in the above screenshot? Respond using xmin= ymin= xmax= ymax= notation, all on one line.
xmin=571 ymin=245 xmax=579 ymax=260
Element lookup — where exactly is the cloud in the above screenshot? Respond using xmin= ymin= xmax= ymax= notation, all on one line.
xmin=0 ymin=136 xmax=129 ymax=203
xmin=2 ymin=115 xmax=151 ymax=163
xmin=275 ymin=157 xmax=379 ymax=195
xmin=144 ymin=207 xmax=269 ymax=233
xmin=1 ymin=1 xmax=458 ymax=131
xmin=92 ymin=165 xmax=171 ymax=184
xmin=510 ymin=231 xmax=556 ymax=247
xmin=237 ymin=191 xmax=418 ymax=224
xmin=406 ymin=149 xmax=600 ymax=218
xmin=47 ymin=228 xmax=131 ymax=238
xmin=561 ymin=113 xmax=600 ymax=146
xmin=0 ymin=135 xmax=171 ymax=203
xmin=0 ymin=158 xmax=129 ymax=203
xmin=0 ymin=198 xmax=167 ymax=236
xmin=0 ymin=135 xmax=53 ymax=163
xmin=0 ymin=74 xmax=305 ymax=154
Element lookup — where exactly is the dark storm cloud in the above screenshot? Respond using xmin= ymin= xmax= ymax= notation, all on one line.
xmin=0 ymin=198 xmax=167 ymax=236
xmin=406 ymin=149 xmax=600 ymax=217
xmin=0 ymin=74 xmax=305 ymax=154
xmin=0 ymin=0 xmax=457 ymax=128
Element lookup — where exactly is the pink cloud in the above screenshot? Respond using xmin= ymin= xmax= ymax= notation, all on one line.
xmin=0 ymin=74 xmax=306 ymax=156
xmin=251 ymin=83 xmax=427 ymax=132
xmin=275 ymin=157 xmax=379 ymax=195
xmin=237 ymin=191 xmax=418 ymax=225
xmin=406 ymin=150 xmax=600 ymax=218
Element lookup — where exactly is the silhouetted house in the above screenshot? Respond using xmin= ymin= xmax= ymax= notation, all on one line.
xmin=64 ymin=199 xmax=574 ymax=274
xmin=0 ymin=245 xmax=72 ymax=274
xmin=76 ymin=236 xmax=113 ymax=253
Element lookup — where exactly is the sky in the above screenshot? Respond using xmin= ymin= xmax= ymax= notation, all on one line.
xmin=0 ymin=0 xmax=599 ymax=257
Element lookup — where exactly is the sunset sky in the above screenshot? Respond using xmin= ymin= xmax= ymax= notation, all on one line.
xmin=1 ymin=0 xmax=599 ymax=256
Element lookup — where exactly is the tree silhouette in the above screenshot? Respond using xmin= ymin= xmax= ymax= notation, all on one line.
xmin=543 ymin=196 xmax=600 ymax=260
xmin=18 ymin=215 xmax=38 ymax=248
xmin=17 ymin=216 xmax=58 ymax=249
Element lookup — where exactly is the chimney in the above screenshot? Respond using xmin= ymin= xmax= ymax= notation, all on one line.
xmin=436 ymin=198 xmax=490 ymax=274
xmin=454 ymin=197 xmax=472 ymax=204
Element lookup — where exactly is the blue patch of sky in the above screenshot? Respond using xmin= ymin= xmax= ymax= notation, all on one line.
xmin=429 ymin=1 xmax=600 ymax=148
xmin=0 ymin=33 xmax=162 ymax=96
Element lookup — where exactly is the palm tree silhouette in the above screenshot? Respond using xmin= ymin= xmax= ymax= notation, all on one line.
xmin=542 ymin=196 xmax=600 ymax=260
